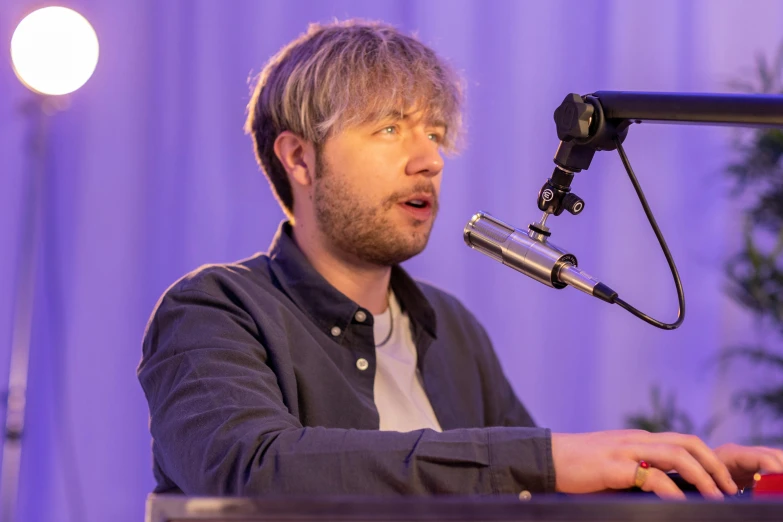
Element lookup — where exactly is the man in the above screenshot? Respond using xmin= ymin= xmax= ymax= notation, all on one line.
xmin=138 ymin=20 xmax=783 ymax=499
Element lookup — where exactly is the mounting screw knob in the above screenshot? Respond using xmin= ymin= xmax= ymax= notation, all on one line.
xmin=554 ymin=93 xmax=594 ymax=142
xmin=563 ymin=193 xmax=585 ymax=215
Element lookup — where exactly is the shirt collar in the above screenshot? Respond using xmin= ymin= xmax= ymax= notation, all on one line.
xmin=267 ymin=221 xmax=437 ymax=340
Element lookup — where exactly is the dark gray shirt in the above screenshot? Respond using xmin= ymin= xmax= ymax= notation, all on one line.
xmin=138 ymin=222 xmax=555 ymax=496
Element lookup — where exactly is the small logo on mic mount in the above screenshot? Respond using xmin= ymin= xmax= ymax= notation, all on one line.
xmin=542 ymin=189 xmax=554 ymax=202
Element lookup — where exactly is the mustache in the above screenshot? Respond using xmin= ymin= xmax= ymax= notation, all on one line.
xmin=386 ymin=183 xmax=438 ymax=206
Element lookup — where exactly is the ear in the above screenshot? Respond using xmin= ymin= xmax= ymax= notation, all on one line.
xmin=273 ymin=131 xmax=316 ymax=187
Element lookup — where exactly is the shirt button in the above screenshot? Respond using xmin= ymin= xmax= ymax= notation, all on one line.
xmin=356 ymin=358 xmax=369 ymax=371
xmin=354 ymin=310 xmax=367 ymax=323
xmin=330 ymin=326 xmax=341 ymax=337
xmin=518 ymin=490 xmax=532 ymax=501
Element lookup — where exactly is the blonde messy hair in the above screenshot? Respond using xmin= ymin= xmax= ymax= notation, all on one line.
xmin=244 ymin=19 xmax=464 ymax=218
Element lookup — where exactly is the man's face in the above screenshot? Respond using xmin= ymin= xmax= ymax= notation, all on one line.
xmin=312 ymin=109 xmax=445 ymax=266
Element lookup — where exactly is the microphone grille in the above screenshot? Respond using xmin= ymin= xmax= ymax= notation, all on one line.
xmin=470 ymin=215 xmax=513 ymax=244
xmin=463 ymin=212 xmax=516 ymax=262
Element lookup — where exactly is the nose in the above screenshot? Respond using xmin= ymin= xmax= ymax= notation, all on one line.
xmin=405 ymin=131 xmax=444 ymax=178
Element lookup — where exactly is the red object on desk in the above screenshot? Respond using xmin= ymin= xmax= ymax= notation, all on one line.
xmin=754 ymin=473 xmax=783 ymax=496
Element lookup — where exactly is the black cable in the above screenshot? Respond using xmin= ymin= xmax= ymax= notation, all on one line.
xmin=611 ymin=137 xmax=686 ymax=330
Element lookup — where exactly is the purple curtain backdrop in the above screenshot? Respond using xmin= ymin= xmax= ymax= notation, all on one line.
xmin=1 ymin=0 xmax=782 ymax=520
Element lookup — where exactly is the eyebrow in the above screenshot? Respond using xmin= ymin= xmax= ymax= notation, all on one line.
xmin=376 ymin=109 xmax=447 ymax=129
xmin=420 ymin=115 xmax=447 ymax=129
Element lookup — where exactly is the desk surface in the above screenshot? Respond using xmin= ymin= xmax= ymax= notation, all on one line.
xmin=146 ymin=494 xmax=783 ymax=522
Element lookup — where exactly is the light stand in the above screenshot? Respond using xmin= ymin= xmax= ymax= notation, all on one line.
xmin=1 ymin=94 xmax=51 ymax=522
xmin=2 ymin=7 xmax=98 ymax=522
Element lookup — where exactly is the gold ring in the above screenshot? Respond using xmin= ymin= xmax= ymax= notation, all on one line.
xmin=634 ymin=460 xmax=651 ymax=489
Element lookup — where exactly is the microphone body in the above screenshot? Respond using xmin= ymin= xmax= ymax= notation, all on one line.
xmin=463 ymin=211 xmax=617 ymax=303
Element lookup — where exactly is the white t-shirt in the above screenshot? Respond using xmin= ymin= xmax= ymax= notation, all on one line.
xmin=372 ymin=292 xmax=443 ymax=433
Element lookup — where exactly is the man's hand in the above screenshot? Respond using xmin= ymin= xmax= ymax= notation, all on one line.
xmin=551 ymin=430 xmax=738 ymax=500
xmin=714 ymin=443 xmax=783 ymax=489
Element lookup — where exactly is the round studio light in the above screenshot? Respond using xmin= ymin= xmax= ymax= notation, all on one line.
xmin=10 ymin=6 xmax=99 ymax=96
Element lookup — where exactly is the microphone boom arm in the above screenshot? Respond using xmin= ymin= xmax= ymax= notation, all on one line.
xmin=591 ymin=91 xmax=783 ymax=127
xmin=466 ymin=91 xmax=783 ymax=329
xmin=552 ymin=91 xmax=783 ymax=174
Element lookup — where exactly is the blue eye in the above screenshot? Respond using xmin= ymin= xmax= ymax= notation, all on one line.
xmin=381 ymin=126 xmax=397 ymax=134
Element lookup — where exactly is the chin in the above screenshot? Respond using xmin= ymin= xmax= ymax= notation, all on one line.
xmin=399 ymin=238 xmax=430 ymax=262
xmin=372 ymin=241 xmax=429 ymax=266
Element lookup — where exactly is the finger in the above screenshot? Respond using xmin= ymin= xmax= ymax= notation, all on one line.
xmin=631 ymin=444 xmax=725 ymax=500
xmin=600 ymin=456 xmax=685 ymax=499
xmin=769 ymin=448 xmax=783 ymax=470
xmin=730 ymin=446 xmax=783 ymax=475
xmin=648 ymin=433 xmax=737 ymax=494
xmin=753 ymin=447 xmax=783 ymax=473
xmin=639 ymin=465 xmax=687 ymax=501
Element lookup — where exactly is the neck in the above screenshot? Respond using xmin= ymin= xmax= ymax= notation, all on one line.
xmin=291 ymin=221 xmax=391 ymax=315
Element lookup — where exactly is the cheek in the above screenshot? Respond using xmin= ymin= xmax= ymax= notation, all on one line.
xmin=342 ymin=161 xmax=395 ymax=197
xmin=321 ymin=169 xmax=380 ymax=208
xmin=322 ymin=140 xmax=406 ymax=201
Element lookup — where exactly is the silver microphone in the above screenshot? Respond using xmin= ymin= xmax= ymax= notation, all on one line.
xmin=463 ymin=211 xmax=617 ymax=303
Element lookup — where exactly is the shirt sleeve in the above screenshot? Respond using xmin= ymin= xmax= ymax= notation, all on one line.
xmin=472 ymin=321 xmax=557 ymax=493
xmin=138 ymin=287 xmax=555 ymax=496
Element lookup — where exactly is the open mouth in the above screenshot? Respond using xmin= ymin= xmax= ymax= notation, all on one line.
xmin=399 ymin=195 xmax=435 ymax=220
xmin=404 ymin=199 xmax=430 ymax=209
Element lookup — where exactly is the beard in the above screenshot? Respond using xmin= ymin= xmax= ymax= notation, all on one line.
xmin=313 ymin=151 xmax=438 ymax=266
